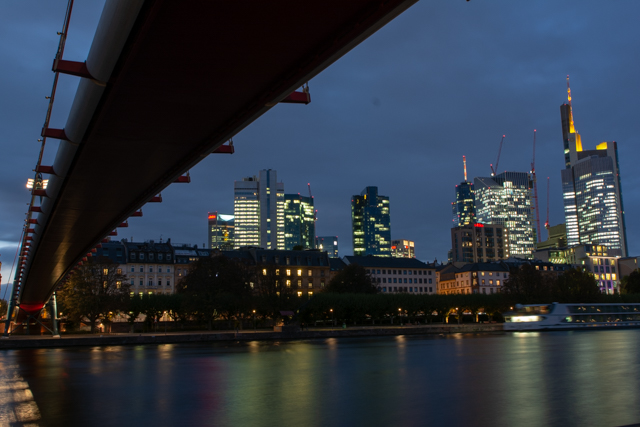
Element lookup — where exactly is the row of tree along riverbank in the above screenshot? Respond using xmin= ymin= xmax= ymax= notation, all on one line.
xmin=49 ymin=255 xmax=640 ymax=333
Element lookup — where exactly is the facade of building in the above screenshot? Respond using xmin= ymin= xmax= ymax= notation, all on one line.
xmin=224 ymin=248 xmax=330 ymax=297
xmin=560 ymin=81 xmax=628 ymax=256
xmin=124 ymin=240 xmax=175 ymax=295
xmin=284 ymin=194 xmax=315 ymax=250
xmin=317 ymin=236 xmax=339 ymax=257
xmin=437 ymin=263 xmax=509 ymax=295
xmin=208 ymin=212 xmax=234 ymax=250
xmin=233 ymin=169 xmax=285 ymax=249
xmin=343 ymin=256 xmax=436 ymax=294
xmin=351 ymin=186 xmax=391 ymax=257
xmin=391 ymin=239 xmax=415 ymax=258
xmin=533 ymin=244 xmax=621 ymax=294
xmin=450 ymin=223 xmax=509 ymax=263
xmin=453 ymin=181 xmax=475 ymax=227
xmin=173 ymin=244 xmax=211 ymax=285
xmin=474 ymin=171 xmax=535 ymax=258
xmin=536 ymin=223 xmax=566 ymax=251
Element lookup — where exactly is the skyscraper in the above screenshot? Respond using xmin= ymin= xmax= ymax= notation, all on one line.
xmin=560 ymin=77 xmax=628 ymax=256
xmin=453 ymin=156 xmax=475 ymax=226
xmin=316 ymin=236 xmax=339 ymax=257
xmin=284 ymin=194 xmax=315 ymax=250
xmin=475 ymin=172 xmax=535 ymax=258
xmin=351 ymin=186 xmax=391 ymax=257
xmin=233 ymin=169 xmax=285 ymax=249
xmin=391 ymin=239 xmax=415 ymax=258
xmin=208 ymin=212 xmax=234 ymax=250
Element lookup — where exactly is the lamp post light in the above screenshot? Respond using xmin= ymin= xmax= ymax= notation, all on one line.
xmin=399 ymin=308 xmax=403 ymax=327
xmin=330 ymin=309 xmax=334 ymax=330
xmin=164 ymin=311 xmax=167 ymax=335
xmin=253 ymin=309 xmax=256 ymax=333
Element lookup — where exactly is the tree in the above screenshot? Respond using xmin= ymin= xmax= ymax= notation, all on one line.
xmin=502 ymin=264 xmax=553 ymax=303
xmin=622 ymin=269 xmax=640 ymax=294
xmin=554 ymin=267 xmax=602 ymax=302
xmin=176 ymin=254 xmax=253 ymax=329
xmin=254 ymin=264 xmax=295 ymax=321
xmin=325 ymin=264 xmax=377 ymax=294
xmin=58 ymin=258 xmax=130 ymax=333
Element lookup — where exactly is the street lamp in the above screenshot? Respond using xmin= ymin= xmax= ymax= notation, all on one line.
xmin=399 ymin=308 xmax=402 ymax=326
xmin=330 ymin=308 xmax=334 ymax=329
xmin=253 ymin=309 xmax=256 ymax=333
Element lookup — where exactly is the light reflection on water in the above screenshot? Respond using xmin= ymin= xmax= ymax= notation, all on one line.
xmin=0 ymin=330 xmax=639 ymax=426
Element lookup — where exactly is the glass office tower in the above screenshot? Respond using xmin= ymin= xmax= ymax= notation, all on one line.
xmin=284 ymin=194 xmax=315 ymax=250
xmin=351 ymin=186 xmax=391 ymax=257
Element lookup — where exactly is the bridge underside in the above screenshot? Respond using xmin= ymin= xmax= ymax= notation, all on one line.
xmin=19 ymin=0 xmax=417 ymax=308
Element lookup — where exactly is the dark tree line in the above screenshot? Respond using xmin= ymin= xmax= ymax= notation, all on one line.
xmin=55 ymin=257 xmax=640 ymax=333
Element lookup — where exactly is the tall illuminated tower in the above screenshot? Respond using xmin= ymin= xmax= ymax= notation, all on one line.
xmin=351 ymin=186 xmax=390 ymax=257
xmin=560 ymin=77 xmax=627 ymax=256
xmin=208 ymin=212 xmax=235 ymax=250
xmin=233 ymin=169 xmax=285 ymax=249
xmin=475 ymin=172 xmax=535 ymax=258
xmin=284 ymin=194 xmax=315 ymax=250
xmin=453 ymin=155 xmax=475 ymax=226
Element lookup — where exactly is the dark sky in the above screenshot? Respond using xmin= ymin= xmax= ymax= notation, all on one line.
xmin=2 ymin=1 xmax=640 ymax=289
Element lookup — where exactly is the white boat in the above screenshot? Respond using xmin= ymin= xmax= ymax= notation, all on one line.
xmin=503 ymin=302 xmax=640 ymax=331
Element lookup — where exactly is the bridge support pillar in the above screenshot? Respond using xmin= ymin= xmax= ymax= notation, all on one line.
xmin=50 ymin=293 xmax=60 ymax=337
xmin=2 ymin=295 xmax=17 ymax=338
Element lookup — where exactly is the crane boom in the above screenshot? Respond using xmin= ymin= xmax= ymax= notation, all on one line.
xmin=531 ymin=129 xmax=541 ymax=243
xmin=490 ymin=135 xmax=505 ymax=176
xmin=545 ymin=176 xmax=550 ymax=239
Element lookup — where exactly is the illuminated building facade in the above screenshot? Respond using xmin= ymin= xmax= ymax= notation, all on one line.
xmin=474 ymin=172 xmax=535 ymax=258
xmin=560 ymin=80 xmax=627 ymax=256
xmin=284 ymin=194 xmax=315 ymax=250
xmin=391 ymin=239 xmax=415 ymax=258
xmin=233 ymin=169 xmax=285 ymax=249
xmin=453 ymin=181 xmax=475 ymax=226
xmin=351 ymin=186 xmax=391 ymax=257
xmin=450 ymin=223 xmax=509 ymax=263
xmin=207 ymin=212 xmax=234 ymax=250
xmin=317 ymin=236 xmax=339 ymax=257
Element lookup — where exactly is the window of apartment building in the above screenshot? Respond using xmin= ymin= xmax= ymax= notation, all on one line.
xmin=297 ymin=269 xmax=302 ymax=276
xmin=131 ymin=266 xmax=135 ymax=272
xmin=286 ymin=280 xmax=291 ymax=287
xmin=298 ymin=280 xmax=302 ymax=287
xmin=308 ymin=282 xmax=313 ymax=288
xmin=429 ymin=287 xmax=433 ymax=292
xmin=276 ymin=269 xmax=280 ymax=275
xmin=377 ymin=269 xmax=381 ymax=274
xmin=149 ymin=253 xmax=154 ymax=261
xmin=393 ymin=278 xmax=397 ymax=283
xmin=166 ymin=280 xmax=171 ymax=287
xmin=383 ymin=278 xmax=387 ymax=283
xmin=286 ymin=269 xmax=291 ymax=276
xmin=130 ymin=253 xmax=136 ymax=260
xmin=117 ymin=268 xmax=122 ymax=275
xmin=139 ymin=253 xmax=144 ymax=260
xmin=166 ymin=255 xmax=171 ymax=261
xmin=497 ymin=280 xmax=501 ymax=286
xmin=139 ymin=279 xmax=143 ymax=287
xmin=158 ymin=267 xmax=162 ymax=273
xmin=158 ymin=280 xmax=162 ymax=286
xmin=263 ymin=269 xmax=267 ymax=276
xmin=403 ymin=270 xmax=407 ymax=275
xmin=158 ymin=254 xmax=163 ymax=261
xmin=320 ymin=281 xmax=325 ymax=288
xmin=130 ymin=278 xmax=134 ymax=285
xmin=139 ymin=266 xmax=143 ymax=272
xmin=286 ymin=257 xmax=291 ymax=265
xmin=149 ymin=267 xmax=153 ymax=273
xmin=403 ymin=278 xmax=407 ymax=284
xmin=308 ymin=270 xmax=312 ymax=276
xmin=148 ymin=280 xmax=153 ymax=286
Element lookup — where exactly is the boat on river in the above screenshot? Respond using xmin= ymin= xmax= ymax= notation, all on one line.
xmin=503 ymin=302 xmax=640 ymax=331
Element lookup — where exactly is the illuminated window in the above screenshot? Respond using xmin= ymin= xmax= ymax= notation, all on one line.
xmin=286 ymin=280 xmax=291 ymax=287
xmin=308 ymin=291 xmax=313 ymax=297
xmin=286 ymin=269 xmax=291 ymax=276
xmin=308 ymin=270 xmax=312 ymax=276
xmin=297 ymin=291 xmax=302 ymax=297
xmin=276 ymin=269 xmax=280 ymax=275
xmin=297 ymin=269 xmax=302 ymax=276
xmin=298 ymin=280 xmax=302 ymax=287
xmin=263 ymin=269 xmax=267 ymax=276
xmin=117 ymin=268 xmax=122 ymax=275
xmin=103 ymin=268 xmax=109 ymax=275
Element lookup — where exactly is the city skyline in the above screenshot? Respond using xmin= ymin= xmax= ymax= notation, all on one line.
xmin=2 ymin=1 xmax=640 ymax=286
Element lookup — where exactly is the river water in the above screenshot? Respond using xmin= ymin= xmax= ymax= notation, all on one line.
xmin=0 ymin=330 xmax=639 ymax=426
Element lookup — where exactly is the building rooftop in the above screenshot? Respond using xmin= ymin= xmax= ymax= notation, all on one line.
xmin=343 ymin=256 xmax=436 ymax=269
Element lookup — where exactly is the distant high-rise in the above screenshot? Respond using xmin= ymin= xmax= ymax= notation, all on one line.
xmin=560 ymin=77 xmax=627 ymax=256
xmin=475 ymin=171 xmax=535 ymax=258
xmin=284 ymin=194 xmax=315 ymax=250
xmin=391 ymin=239 xmax=415 ymax=258
xmin=351 ymin=186 xmax=391 ymax=257
xmin=451 ymin=223 xmax=509 ymax=263
xmin=453 ymin=156 xmax=475 ymax=226
xmin=316 ymin=236 xmax=339 ymax=257
xmin=233 ymin=169 xmax=284 ymax=249
xmin=208 ymin=212 xmax=234 ymax=250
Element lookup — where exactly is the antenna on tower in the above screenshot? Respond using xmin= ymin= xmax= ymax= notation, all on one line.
xmin=463 ymin=155 xmax=468 ymax=182
xmin=566 ymin=75 xmax=575 ymax=133
xmin=545 ymin=176 xmax=550 ymax=240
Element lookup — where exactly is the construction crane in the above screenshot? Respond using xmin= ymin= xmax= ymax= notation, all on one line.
xmin=531 ymin=129 xmax=541 ymax=243
xmin=308 ymin=183 xmax=317 ymax=232
xmin=545 ymin=177 xmax=550 ymax=240
xmin=489 ymin=135 xmax=506 ymax=176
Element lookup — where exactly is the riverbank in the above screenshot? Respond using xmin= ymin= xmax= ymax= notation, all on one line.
xmin=0 ymin=323 xmax=504 ymax=350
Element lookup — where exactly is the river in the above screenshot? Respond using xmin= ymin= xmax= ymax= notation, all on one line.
xmin=1 ymin=330 xmax=639 ymax=426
